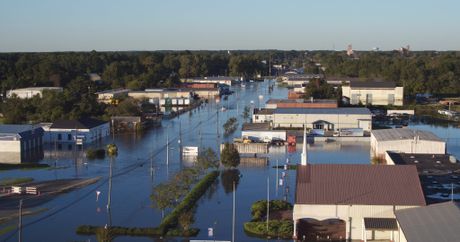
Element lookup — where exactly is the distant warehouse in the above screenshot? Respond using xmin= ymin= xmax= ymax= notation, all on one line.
xmin=342 ymin=81 xmax=404 ymax=106
xmin=272 ymin=107 xmax=372 ymax=132
xmin=371 ymin=128 xmax=446 ymax=158
xmin=6 ymin=87 xmax=63 ymax=99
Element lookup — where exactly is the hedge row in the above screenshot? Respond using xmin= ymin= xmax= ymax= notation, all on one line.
xmin=76 ymin=225 xmax=199 ymax=237
xmin=158 ymin=170 xmax=220 ymax=234
xmin=243 ymin=220 xmax=293 ymax=239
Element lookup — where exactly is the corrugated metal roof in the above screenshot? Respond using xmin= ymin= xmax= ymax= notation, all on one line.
xmin=266 ymin=99 xmax=336 ymax=104
xmin=364 ymin=218 xmax=398 ymax=230
xmin=371 ymin=128 xmax=444 ymax=142
xmin=274 ymin=107 xmax=371 ymax=115
xmin=295 ymin=164 xmax=426 ymax=206
xmin=395 ymin=202 xmax=460 ymax=242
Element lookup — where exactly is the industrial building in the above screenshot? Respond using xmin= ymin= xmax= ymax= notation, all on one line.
xmin=128 ymin=88 xmax=219 ymax=100
xmin=272 ymin=107 xmax=372 ymax=132
xmin=265 ymin=99 xmax=338 ymax=109
xmin=6 ymin=87 xmax=63 ymax=99
xmin=43 ymin=118 xmax=110 ymax=145
xmin=0 ymin=125 xmax=44 ymax=164
xmin=395 ymin=202 xmax=460 ymax=242
xmin=241 ymin=123 xmax=286 ymax=142
xmin=385 ymin=152 xmax=459 ymax=204
xmin=252 ymin=109 xmax=274 ymax=123
xmin=181 ymin=76 xmax=237 ymax=86
xmin=342 ymin=81 xmax=404 ymax=106
xmin=371 ymin=128 xmax=446 ymax=158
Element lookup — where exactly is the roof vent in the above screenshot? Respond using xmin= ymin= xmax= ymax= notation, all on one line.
xmin=449 ymin=155 xmax=457 ymax=164
xmin=410 ymin=155 xmax=415 ymax=159
xmin=436 ymin=160 xmax=441 ymax=164
xmin=413 ymin=160 xmax=419 ymax=163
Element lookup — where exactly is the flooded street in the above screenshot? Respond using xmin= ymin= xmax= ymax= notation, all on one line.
xmin=1 ymin=81 xmax=458 ymax=242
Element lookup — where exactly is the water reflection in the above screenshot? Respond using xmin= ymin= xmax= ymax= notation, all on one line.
xmin=220 ymin=169 xmax=241 ymax=194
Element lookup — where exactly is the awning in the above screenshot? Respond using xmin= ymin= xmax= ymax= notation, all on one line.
xmin=364 ymin=218 xmax=398 ymax=231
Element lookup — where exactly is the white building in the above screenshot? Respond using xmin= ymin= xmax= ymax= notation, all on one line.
xmin=293 ymin=131 xmax=425 ymax=242
xmin=342 ymin=81 xmax=404 ymax=106
xmin=252 ymin=109 xmax=275 ymax=123
xmin=272 ymin=108 xmax=372 ymax=132
xmin=45 ymin=118 xmax=110 ymax=145
xmin=0 ymin=125 xmax=44 ymax=164
xmin=181 ymin=76 xmax=237 ymax=86
xmin=371 ymin=128 xmax=446 ymax=158
xmin=6 ymin=87 xmax=63 ymax=99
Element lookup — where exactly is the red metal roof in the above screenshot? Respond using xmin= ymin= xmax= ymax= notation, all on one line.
xmin=295 ymin=164 xmax=426 ymax=206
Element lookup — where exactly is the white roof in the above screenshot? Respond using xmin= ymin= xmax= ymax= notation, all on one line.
xmin=371 ymin=128 xmax=444 ymax=142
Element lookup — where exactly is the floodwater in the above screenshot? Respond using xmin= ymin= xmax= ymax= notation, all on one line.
xmin=0 ymin=81 xmax=458 ymax=242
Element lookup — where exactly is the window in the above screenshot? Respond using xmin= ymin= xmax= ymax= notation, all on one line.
xmin=68 ymin=144 xmax=72 ymax=150
xmin=388 ymin=94 xmax=395 ymax=105
xmin=67 ymin=134 xmax=72 ymax=141
xmin=57 ymin=134 xmax=62 ymax=140
xmin=314 ymin=123 xmax=324 ymax=129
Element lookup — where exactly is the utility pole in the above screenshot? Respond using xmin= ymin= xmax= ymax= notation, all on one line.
xmin=18 ymin=199 xmax=23 ymax=242
xmin=166 ymin=127 xmax=169 ymax=166
xmin=276 ymin=159 xmax=279 ymax=197
xmin=232 ymin=181 xmax=236 ymax=242
xmin=266 ymin=177 xmax=270 ymax=234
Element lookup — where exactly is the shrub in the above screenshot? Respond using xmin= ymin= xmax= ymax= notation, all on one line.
xmin=86 ymin=148 xmax=106 ymax=160
xmin=244 ymin=220 xmax=293 ymax=239
xmin=251 ymin=200 xmax=293 ymax=221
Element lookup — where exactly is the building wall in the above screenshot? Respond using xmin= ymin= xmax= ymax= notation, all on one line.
xmin=276 ymin=102 xmax=338 ymax=109
xmin=0 ymin=131 xmax=43 ymax=164
xmin=252 ymin=114 xmax=273 ymax=123
xmin=46 ymin=123 xmax=110 ymax=144
xmin=241 ymin=131 xmax=286 ymax=141
xmin=273 ymin=113 xmax=372 ymax=131
xmin=293 ymin=204 xmax=418 ymax=242
xmin=370 ymin=135 xmax=446 ymax=158
xmin=342 ymin=86 xmax=404 ymax=106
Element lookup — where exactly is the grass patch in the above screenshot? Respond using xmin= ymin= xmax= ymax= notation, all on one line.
xmin=0 ymin=177 xmax=33 ymax=186
xmin=0 ymin=225 xmax=16 ymax=236
xmin=0 ymin=163 xmax=50 ymax=171
xmin=244 ymin=220 xmax=293 ymax=239
xmin=272 ymin=165 xmax=297 ymax=170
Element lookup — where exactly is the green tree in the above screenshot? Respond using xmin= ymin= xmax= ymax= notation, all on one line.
xmin=220 ymin=143 xmax=240 ymax=168
xmin=195 ymin=148 xmax=219 ymax=171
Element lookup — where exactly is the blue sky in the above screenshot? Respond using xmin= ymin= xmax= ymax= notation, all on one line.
xmin=0 ymin=0 xmax=458 ymax=52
